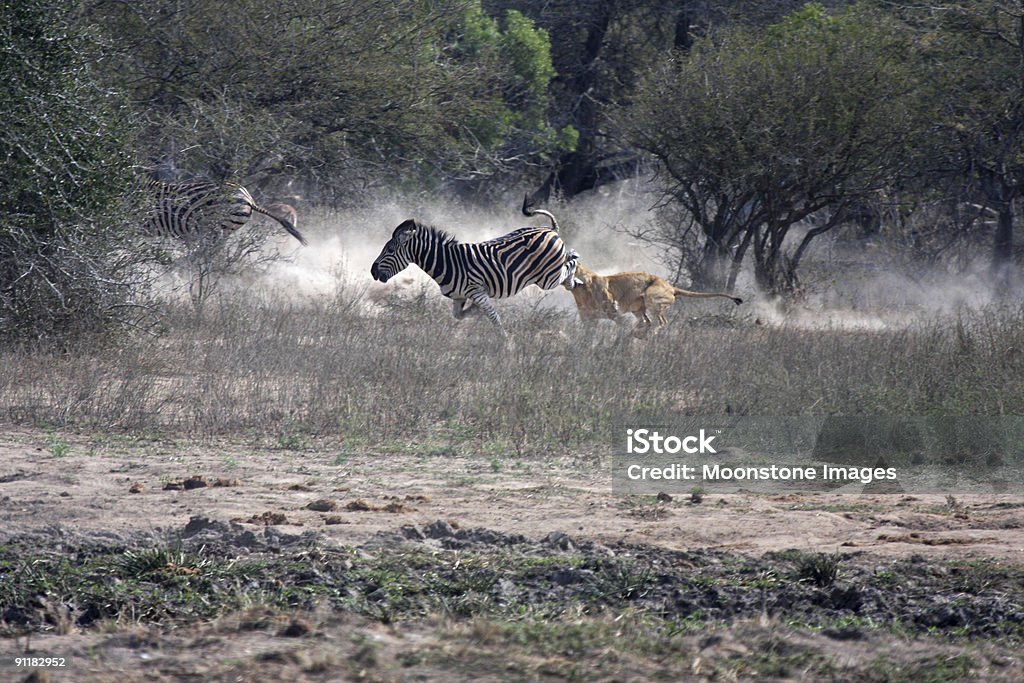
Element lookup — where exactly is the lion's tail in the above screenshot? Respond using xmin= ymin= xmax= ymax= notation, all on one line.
xmin=673 ymin=287 xmax=743 ymax=306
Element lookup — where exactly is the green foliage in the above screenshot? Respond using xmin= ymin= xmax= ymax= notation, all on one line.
xmin=447 ymin=2 xmax=571 ymax=171
xmin=765 ymin=2 xmax=833 ymax=42
xmin=44 ymin=436 xmax=70 ymax=458
xmin=0 ymin=0 xmax=148 ymax=345
xmin=87 ymin=0 xmax=569 ymax=197
xmin=461 ymin=1 xmax=502 ymax=53
xmin=503 ymin=11 xmax=556 ymax=97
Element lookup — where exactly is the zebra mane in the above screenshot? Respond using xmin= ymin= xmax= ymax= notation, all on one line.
xmin=408 ymin=220 xmax=459 ymax=246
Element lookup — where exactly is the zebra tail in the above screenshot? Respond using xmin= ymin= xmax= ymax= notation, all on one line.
xmin=521 ymin=193 xmax=560 ymax=232
xmin=252 ymin=203 xmax=307 ymax=245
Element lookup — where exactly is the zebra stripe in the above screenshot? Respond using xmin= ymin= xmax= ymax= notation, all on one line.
xmin=144 ymin=180 xmax=306 ymax=245
xmin=370 ymin=209 xmax=579 ymax=337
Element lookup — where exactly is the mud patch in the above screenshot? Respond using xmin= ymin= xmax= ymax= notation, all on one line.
xmin=163 ymin=475 xmax=240 ymax=490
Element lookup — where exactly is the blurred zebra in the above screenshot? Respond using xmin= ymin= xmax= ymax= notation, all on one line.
xmin=144 ymin=180 xmax=306 ymax=246
xmin=370 ymin=196 xmax=579 ymax=337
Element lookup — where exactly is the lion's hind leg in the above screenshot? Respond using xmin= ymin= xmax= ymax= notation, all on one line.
xmin=629 ymin=311 xmax=651 ymax=338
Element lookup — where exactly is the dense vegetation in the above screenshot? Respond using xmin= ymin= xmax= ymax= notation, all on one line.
xmin=1 ymin=0 xmax=1023 ymax=342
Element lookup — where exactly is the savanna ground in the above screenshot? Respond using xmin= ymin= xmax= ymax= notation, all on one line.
xmin=2 ymin=203 xmax=1024 ymax=681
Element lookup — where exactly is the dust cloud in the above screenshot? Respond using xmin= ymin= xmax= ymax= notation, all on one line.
xmin=246 ymin=187 xmax=667 ymax=315
xmin=155 ymin=185 xmax=1014 ymax=328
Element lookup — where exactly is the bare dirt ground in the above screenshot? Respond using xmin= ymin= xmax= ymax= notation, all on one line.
xmin=2 ymin=427 xmax=1024 ymax=681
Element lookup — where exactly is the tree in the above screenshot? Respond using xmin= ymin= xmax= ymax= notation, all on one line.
xmin=509 ymin=0 xmax=700 ymax=203
xmin=0 ymin=0 xmax=146 ymax=344
xmin=908 ymin=1 xmax=1024 ymax=289
xmin=446 ymin=2 xmax=577 ymax=196
xmin=620 ymin=3 xmax=922 ymax=294
xmin=86 ymin=0 xmax=570 ymax=201
xmin=497 ymin=0 xmax=811 ymax=204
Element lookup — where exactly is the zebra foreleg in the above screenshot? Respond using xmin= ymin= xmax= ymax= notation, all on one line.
xmin=452 ymin=298 xmax=477 ymax=320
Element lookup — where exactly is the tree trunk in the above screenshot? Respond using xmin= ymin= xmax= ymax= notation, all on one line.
xmin=530 ymin=10 xmax=610 ymax=204
xmin=673 ymin=5 xmax=693 ymax=51
xmin=532 ymin=4 xmax=698 ymax=203
xmin=727 ymin=225 xmax=755 ymax=291
xmin=990 ymin=198 xmax=1015 ymax=295
xmin=692 ymin=240 xmax=731 ymax=291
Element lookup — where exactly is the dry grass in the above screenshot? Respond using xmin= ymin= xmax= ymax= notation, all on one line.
xmin=1 ymin=282 xmax=1022 ymax=452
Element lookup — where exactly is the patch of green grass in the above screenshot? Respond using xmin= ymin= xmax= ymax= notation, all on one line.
xmin=45 ymin=435 xmax=70 ymax=457
xmin=276 ymin=430 xmax=311 ymax=451
xmin=494 ymin=610 xmax=689 ymax=660
xmin=3 ymin=540 xmax=1023 ymax=650
xmin=796 ymin=552 xmax=843 ymax=588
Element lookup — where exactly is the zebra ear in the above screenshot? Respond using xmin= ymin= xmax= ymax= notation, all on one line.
xmin=393 ymin=219 xmax=418 ymax=241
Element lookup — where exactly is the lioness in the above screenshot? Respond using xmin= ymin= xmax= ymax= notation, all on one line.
xmin=565 ymin=263 xmax=742 ymax=336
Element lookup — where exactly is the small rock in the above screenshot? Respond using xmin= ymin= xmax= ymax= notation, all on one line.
xmin=278 ymin=617 xmax=313 ymax=637
xmin=424 ymin=519 xmax=455 ymax=539
xmin=822 ymin=626 xmax=865 ymax=641
xmin=543 ymin=531 xmax=576 ymax=552
xmin=306 ymin=499 xmax=337 ymax=512
xmin=182 ymin=516 xmax=221 ymax=537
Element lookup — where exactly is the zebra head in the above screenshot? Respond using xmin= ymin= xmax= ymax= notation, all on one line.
xmin=370 ymin=220 xmax=419 ymax=283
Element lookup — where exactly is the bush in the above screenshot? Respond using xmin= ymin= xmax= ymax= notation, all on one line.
xmin=0 ymin=0 xmax=148 ymax=345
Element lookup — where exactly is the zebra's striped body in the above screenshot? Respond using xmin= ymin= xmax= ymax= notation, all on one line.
xmin=144 ymin=180 xmax=306 ymax=245
xmin=370 ymin=214 xmax=579 ymax=336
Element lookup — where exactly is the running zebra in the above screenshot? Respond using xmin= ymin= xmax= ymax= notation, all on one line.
xmin=144 ymin=180 xmax=307 ymax=246
xmin=370 ymin=196 xmax=579 ymax=337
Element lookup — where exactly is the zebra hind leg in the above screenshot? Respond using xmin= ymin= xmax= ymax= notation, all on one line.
xmin=468 ymin=292 xmax=508 ymax=339
xmin=560 ymin=248 xmax=580 ymax=289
